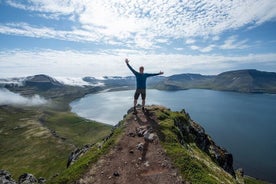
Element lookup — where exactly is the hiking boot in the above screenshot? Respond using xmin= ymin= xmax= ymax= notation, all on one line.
xmin=133 ymin=107 xmax=137 ymax=115
xmin=142 ymin=107 xmax=146 ymax=112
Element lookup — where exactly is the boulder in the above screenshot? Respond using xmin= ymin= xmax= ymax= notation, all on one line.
xmin=18 ymin=173 xmax=37 ymax=184
xmin=144 ymin=132 xmax=156 ymax=142
xmin=0 ymin=170 xmax=17 ymax=184
xmin=67 ymin=144 xmax=92 ymax=168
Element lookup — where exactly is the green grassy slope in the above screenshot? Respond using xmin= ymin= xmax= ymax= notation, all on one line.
xmin=50 ymin=121 xmax=124 ymax=184
xmin=0 ymin=105 xmax=112 ymax=180
xmin=154 ymin=106 xmax=270 ymax=184
xmin=151 ymin=106 xmax=236 ymax=183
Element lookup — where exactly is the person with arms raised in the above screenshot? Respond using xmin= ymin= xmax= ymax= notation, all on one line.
xmin=125 ymin=58 xmax=164 ymax=114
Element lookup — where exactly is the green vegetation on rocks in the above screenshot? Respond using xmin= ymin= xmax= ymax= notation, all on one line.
xmin=153 ymin=106 xmax=268 ymax=184
xmin=150 ymin=107 xmax=236 ymax=183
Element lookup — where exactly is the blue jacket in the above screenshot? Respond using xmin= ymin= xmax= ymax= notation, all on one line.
xmin=127 ymin=63 xmax=160 ymax=89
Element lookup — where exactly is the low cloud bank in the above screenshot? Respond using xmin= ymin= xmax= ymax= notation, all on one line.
xmin=55 ymin=77 xmax=104 ymax=86
xmin=0 ymin=88 xmax=47 ymax=106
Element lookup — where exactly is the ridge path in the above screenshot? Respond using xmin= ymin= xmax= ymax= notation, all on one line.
xmin=78 ymin=107 xmax=184 ymax=184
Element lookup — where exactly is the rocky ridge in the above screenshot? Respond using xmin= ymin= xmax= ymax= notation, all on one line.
xmin=77 ymin=106 xmax=184 ymax=184
xmin=61 ymin=105 xmax=241 ymax=184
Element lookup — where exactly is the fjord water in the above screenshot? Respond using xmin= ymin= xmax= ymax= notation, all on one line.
xmin=70 ymin=89 xmax=276 ymax=182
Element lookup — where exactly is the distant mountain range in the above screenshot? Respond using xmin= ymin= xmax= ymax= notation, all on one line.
xmin=84 ymin=69 xmax=276 ymax=93
xmin=155 ymin=69 xmax=276 ymax=93
xmin=1 ymin=69 xmax=276 ymax=94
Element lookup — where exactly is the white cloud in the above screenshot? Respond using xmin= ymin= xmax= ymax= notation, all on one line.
xmin=212 ymin=36 xmax=220 ymax=41
xmin=190 ymin=45 xmax=200 ymax=51
xmin=55 ymin=77 xmax=104 ymax=86
xmin=174 ymin=48 xmax=184 ymax=51
xmin=0 ymin=23 xmax=101 ymax=42
xmin=2 ymin=0 xmax=276 ymax=48
xmin=188 ymin=35 xmax=249 ymax=53
xmin=0 ymin=49 xmax=275 ymax=78
xmin=201 ymin=45 xmax=216 ymax=53
xmin=220 ymin=35 xmax=249 ymax=50
xmin=0 ymin=88 xmax=48 ymax=106
xmin=185 ymin=39 xmax=196 ymax=44
xmin=6 ymin=0 xmax=82 ymax=15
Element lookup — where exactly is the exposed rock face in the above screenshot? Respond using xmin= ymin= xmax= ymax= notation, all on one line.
xmin=0 ymin=170 xmax=45 ymax=184
xmin=174 ymin=110 xmax=235 ymax=176
xmin=18 ymin=173 xmax=37 ymax=184
xmin=0 ymin=170 xmax=16 ymax=184
xmin=67 ymin=144 xmax=92 ymax=168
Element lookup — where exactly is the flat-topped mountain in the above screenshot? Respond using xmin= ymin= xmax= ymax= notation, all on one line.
xmin=212 ymin=69 xmax=276 ymax=93
xmin=154 ymin=69 xmax=276 ymax=93
xmin=24 ymin=74 xmax=63 ymax=89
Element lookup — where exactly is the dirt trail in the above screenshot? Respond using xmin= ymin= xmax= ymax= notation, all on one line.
xmin=77 ymin=107 xmax=184 ymax=184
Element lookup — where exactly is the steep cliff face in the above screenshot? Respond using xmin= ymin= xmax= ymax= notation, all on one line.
xmin=173 ymin=109 xmax=235 ymax=176
xmin=150 ymin=106 xmax=237 ymax=183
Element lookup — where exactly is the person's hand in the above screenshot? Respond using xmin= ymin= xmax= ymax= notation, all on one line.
xmin=159 ymin=71 xmax=164 ymax=75
xmin=125 ymin=58 xmax=129 ymax=64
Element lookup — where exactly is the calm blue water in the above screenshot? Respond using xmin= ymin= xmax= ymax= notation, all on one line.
xmin=70 ymin=89 xmax=276 ymax=183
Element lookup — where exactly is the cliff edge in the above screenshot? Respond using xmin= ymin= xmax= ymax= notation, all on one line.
xmin=53 ymin=105 xmax=248 ymax=184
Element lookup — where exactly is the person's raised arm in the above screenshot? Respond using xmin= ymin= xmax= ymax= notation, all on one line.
xmin=125 ymin=58 xmax=138 ymax=74
xmin=146 ymin=71 xmax=164 ymax=77
xmin=125 ymin=58 xmax=129 ymax=65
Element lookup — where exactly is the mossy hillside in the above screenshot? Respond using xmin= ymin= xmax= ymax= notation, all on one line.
xmin=50 ymin=120 xmax=125 ymax=184
xmin=152 ymin=106 xmax=267 ymax=184
xmin=0 ymin=106 xmax=112 ymax=181
xmin=0 ymin=106 xmax=69 ymax=180
xmin=40 ymin=110 xmax=112 ymax=147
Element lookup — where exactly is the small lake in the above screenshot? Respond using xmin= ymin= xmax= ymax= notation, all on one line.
xmin=70 ymin=89 xmax=276 ymax=183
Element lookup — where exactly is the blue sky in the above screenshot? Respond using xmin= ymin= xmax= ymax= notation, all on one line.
xmin=0 ymin=0 xmax=276 ymax=78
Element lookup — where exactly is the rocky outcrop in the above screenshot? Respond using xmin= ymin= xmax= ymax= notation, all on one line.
xmin=18 ymin=173 xmax=37 ymax=184
xmin=67 ymin=144 xmax=92 ymax=168
xmin=173 ymin=109 xmax=235 ymax=176
xmin=67 ymin=125 xmax=119 ymax=168
xmin=0 ymin=170 xmax=45 ymax=184
xmin=0 ymin=170 xmax=16 ymax=184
